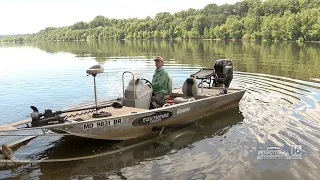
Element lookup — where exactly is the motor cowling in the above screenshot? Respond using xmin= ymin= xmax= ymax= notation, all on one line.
xmin=213 ymin=59 xmax=233 ymax=88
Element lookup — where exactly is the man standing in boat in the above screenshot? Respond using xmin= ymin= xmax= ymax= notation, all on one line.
xmin=151 ymin=56 xmax=169 ymax=108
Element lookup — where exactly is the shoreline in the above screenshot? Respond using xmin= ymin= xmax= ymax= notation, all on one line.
xmin=1 ymin=38 xmax=320 ymax=44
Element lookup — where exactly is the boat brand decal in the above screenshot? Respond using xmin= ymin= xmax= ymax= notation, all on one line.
xmin=83 ymin=119 xmax=122 ymax=130
xmin=177 ymin=107 xmax=191 ymax=114
xmin=132 ymin=111 xmax=173 ymax=127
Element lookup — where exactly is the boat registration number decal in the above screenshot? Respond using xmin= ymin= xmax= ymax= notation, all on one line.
xmin=83 ymin=119 xmax=123 ymax=130
xmin=132 ymin=111 xmax=173 ymax=127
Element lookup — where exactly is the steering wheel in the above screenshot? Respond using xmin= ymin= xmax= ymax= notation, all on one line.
xmin=138 ymin=78 xmax=153 ymax=88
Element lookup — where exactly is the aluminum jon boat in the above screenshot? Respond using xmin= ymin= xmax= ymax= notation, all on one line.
xmin=0 ymin=59 xmax=245 ymax=141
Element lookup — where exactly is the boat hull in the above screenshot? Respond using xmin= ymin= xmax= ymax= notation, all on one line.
xmin=49 ymin=88 xmax=245 ymax=140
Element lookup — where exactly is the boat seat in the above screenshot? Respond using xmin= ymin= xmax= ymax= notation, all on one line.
xmin=164 ymin=76 xmax=172 ymax=100
xmin=86 ymin=65 xmax=104 ymax=76
xmin=174 ymin=77 xmax=198 ymax=104
xmin=190 ymin=68 xmax=215 ymax=88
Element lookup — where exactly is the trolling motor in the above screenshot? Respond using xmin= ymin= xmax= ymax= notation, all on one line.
xmin=86 ymin=65 xmax=104 ymax=112
xmin=30 ymin=65 xmax=122 ymax=127
xmin=86 ymin=64 xmax=115 ymax=118
xmin=30 ymin=106 xmax=65 ymax=127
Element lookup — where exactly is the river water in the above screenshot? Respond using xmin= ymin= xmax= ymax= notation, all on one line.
xmin=0 ymin=40 xmax=319 ymax=179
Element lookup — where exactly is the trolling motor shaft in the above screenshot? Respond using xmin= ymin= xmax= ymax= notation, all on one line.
xmin=93 ymin=75 xmax=98 ymax=111
xmin=86 ymin=65 xmax=104 ymax=112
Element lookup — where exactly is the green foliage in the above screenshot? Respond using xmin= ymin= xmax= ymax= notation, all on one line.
xmin=214 ymin=24 xmax=229 ymax=39
xmin=71 ymin=21 xmax=89 ymax=30
xmin=225 ymin=16 xmax=244 ymax=39
xmin=1 ymin=0 xmax=320 ymax=43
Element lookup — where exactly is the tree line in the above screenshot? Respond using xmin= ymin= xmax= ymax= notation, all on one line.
xmin=1 ymin=0 xmax=320 ymax=43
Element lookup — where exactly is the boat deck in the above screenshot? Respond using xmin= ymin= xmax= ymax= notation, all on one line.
xmin=65 ymin=106 xmax=148 ymax=121
xmin=66 ymin=87 xmax=234 ymax=121
xmin=171 ymin=87 xmax=233 ymax=98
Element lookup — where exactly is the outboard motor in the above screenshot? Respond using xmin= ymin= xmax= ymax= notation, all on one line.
xmin=213 ymin=59 xmax=233 ymax=88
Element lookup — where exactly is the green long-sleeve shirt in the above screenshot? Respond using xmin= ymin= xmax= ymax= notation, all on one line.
xmin=152 ymin=67 xmax=168 ymax=94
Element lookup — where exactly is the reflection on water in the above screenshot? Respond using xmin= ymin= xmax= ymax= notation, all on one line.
xmin=0 ymin=41 xmax=320 ymax=179
xmin=27 ymin=40 xmax=320 ymax=81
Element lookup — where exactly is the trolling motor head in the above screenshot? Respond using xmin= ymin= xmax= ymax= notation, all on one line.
xmin=86 ymin=65 xmax=104 ymax=77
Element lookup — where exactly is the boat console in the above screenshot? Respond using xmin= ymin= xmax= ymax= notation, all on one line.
xmin=122 ymin=71 xmax=153 ymax=109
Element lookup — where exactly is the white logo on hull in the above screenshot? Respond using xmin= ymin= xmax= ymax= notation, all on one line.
xmin=177 ymin=107 xmax=191 ymax=114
